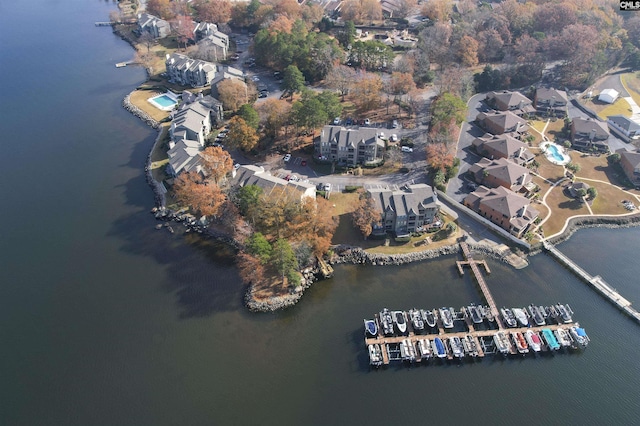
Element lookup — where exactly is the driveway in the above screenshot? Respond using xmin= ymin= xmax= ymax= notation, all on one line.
xmin=447 ymin=93 xmax=487 ymax=202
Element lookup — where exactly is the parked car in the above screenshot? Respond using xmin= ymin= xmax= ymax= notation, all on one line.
xmin=401 ymin=146 xmax=413 ymax=153
xmin=323 ymin=183 xmax=332 ymax=191
xmin=390 ymin=134 xmax=398 ymax=142
xmin=234 ymin=163 xmax=241 ymax=170
xmin=258 ymin=91 xmax=268 ymax=98
xmin=283 ymin=153 xmax=291 ymax=162
xmin=333 ymin=117 xmax=340 ymax=125
xmin=364 ymin=118 xmax=371 ymax=125
xmin=392 ymin=119 xmax=399 ymax=128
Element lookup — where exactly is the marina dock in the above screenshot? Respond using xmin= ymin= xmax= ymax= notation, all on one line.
xmin=365 ymin=242 xmax=589 ymax=366
xmin=543 ymin=241 xmax=640 ymax=325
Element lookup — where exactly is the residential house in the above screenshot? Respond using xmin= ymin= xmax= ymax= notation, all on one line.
xmin=137 ymin=13 xmax=170 ymax=39
xmin=472 ymin=133 xmax=535 ymax=165
xmin=195 ymin=23 xmax=230 ymax=61
xmin=368 ymin=184 xmax=440 ymax=236
xmin=607 ymin=115 xmax=640 ymax=141
xmin=485 ymin=91 xmax=535 ymax=116
xmin=167 ymin=139 xmax=204 ymax=177
xmin=616 ymin=148 xmax=640 ymax=187
xmin=171 ymin=94 xmax=223 ymax=145
xmin=534 ymin=87 xmax=568 ymax=117
xmin=476 ymin=111 xmax=529 ymax=136
xmin=165 ymin=53 xmax=217 ymax=88
xmin=468 ymin=157 xmax=533 ymax=193
xmin=316 ymin=126 xmax=385 ymax=167
xmin=231 ymin=165 xmax=316 ymax=200
xmin=463 ymin=186 xmax=539 ymax=238
xmin=570 ymin=117 xmax=610 ymax=153
xmin=567 ymin=181 xmax=590 ymax=199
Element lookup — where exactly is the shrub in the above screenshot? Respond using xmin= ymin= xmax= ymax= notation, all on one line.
xmin=394 ymin=235 xmax=411 ymax=243
xmin=344 ymin=185 xmax=361 ymax=193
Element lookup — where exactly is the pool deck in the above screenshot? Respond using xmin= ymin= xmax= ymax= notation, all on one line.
xmin=148 ymin=92 xmax=179 ymax=111
xmin=541 ymin=141 xmax=570 ymax=166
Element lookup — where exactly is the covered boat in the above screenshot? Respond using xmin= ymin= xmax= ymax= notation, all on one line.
xmin=432 ymin=337 xmax=447 ymax=358
xmin=513 ymin=308 xmax=529 ymax=327
xmin=364 ymin=319 xmax=378 ymax=337
xmin=570 ymin=326 xmax=589 ymax=348
xmin=541 ymin=328 xmax=560 ymax=350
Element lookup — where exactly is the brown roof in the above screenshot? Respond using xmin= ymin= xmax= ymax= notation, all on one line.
xmin=472 ymin=134 xmax=534 ymax=164
xmin=465 ymin=185 xmax=538 ymax=221
xmin=487 ymin=91 xmax=533 ymax=111
xmin=477 ymin=111 xmax=528 ymax=134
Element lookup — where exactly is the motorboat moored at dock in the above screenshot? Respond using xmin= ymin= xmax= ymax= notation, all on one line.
xmin=468 ymin=304 xmax=483 ymax=324
xmin=493 ymin=332 xmax=510 ymax=355
xmin=557 ymin=304 xmax=573 ymax=323
xmin=501 ymin=308 xmax=517 ymax=328
xmin=525 ymin=330 xmax=542 ymax=352
xmin=511 ymin=331 xmax=529 ymax=354
xmin=528 ymin=305 xmax=546 ymax=326
xmin=439 ymin=307 xmax=454 ymax=329
xmin=570 ymin=326 xmax=589 ymax=348
xmin=379 ymin=308 xmax=394 ymax=336
xmin=449 ymin=336 xmax=464 ymax=359
xmin=422 ymin=309 xmax=437 ymax=328
xmin=432 ymin=337 xmax=447 ymax=358
xmin=541 ymin=328 xmax=560 ymax=351
xmin=417 ymin=339 xmax=432 ymax=359
xmin=400 ymin=339 xmax=416 ymax=362
xmin=393 ymin=310 xmax=407 ymax=334
xmin=554 ymin=328 xmax=573 ymax=348
xmin=409 ymin=308 xmax=424 ymax=332
xmin=368 ymin=344 xmax=383 ymax=367
xmin=513 ymin=308 xmax=529 ymax=327
xmin=364 ymin=319 xmax=378 ymax=337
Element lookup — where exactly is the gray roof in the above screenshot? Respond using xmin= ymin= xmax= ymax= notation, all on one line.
xmin=608 ymin=115 xmax=640 ymax=132
xmin=320 ymin=126 xmax=385 ymax=149
xmin=477 ymin=111 xmax=528 ymax=133
xmin=572 ymin=117 xmax=609 ymax=139
xmin=230 ymin=165 xmax=315 ymax=198
xmin=168 ymin=139 xmax=202 ymax=175
xmin=535 ymin=87 xmax=568 ymax=104
xmin=616 ymin=148 xmax=640 ymax=169
xmin=486 ymin=91 xmax=533 ymax=110
xmin=368 ymin=184 xmax=437 ymax=218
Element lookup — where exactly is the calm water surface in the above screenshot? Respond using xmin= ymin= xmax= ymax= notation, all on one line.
xmin=0 ymin=1 xmax=639 ymax=425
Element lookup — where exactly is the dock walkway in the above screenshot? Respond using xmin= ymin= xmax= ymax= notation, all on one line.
xmin=543 ymin=241 xmax=640 ymax=324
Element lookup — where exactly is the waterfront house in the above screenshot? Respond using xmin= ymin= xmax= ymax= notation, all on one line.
xmin=137 ymin=13 xmax=170 ymax=39
xmin=463 ymin=186 xmax=538 ymax=238
xmin=485 ymin=91 xmax=535 ymax=116
xmin=534 ymin=88 xmax=568 ymax=117
xmin=165 ymin=53 xmax=217 ymax=88
xmin=315 ymin=126 xmax=385 ymax=167
xmin=615 ymin=148 xmax=640 ymax=187
xmin=472 ymin=133 xmax=534 ymax=166
xmin=171 ymin=94 xmax=223 ymax=145
xmin=368 ymin=184 xmax=440 ymax=236
xmin=167 ymin=139 xmax=203 ymax=177
xmin=468 ymin=157 xmax=533 ymax=194
xmin=607 ymin=115 xmax=640 ymax=141
xmin=231 ymin=165 xmax=316 ymax=200
xmin=570 ymin=117 xmax=610 ymax=153
xmin=475 ymin=111 xmax=528 ymax=136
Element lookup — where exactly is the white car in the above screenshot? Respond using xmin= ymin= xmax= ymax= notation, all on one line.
xmin=251 ymin=76 xmax=260 ymax=82
xmin=364 ymin=118 xmax=371 ymax=125
xmin=323 ymin=183 xmax=332 ymax=192
xmin=234 ymin=163 xmax=241 ymax=170
xmin=283 ymin=153 xmax=291 ymax=162
xmin=390 ymin=134 xmax=398 ymax=142
xmin=333 ymin=117 xmax=340 ymax=125
xmin=401 ymin=146 xmax=413 ymax=153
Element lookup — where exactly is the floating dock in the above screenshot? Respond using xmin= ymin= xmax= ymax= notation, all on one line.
xmin=365 ymin=243 xmax=587 ymax=365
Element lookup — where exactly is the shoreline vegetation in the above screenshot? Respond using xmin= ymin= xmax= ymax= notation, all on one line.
xmin=110 ymin=4 xmax=640 ymax=313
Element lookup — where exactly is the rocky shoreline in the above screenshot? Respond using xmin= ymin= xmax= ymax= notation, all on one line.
xmin=244 ymin=267 xmax=319 ymax=312
xmin=123 ymin=93 xmax=160 ymax=129
xmin=539 ymin=213 xmax=640 ymax=247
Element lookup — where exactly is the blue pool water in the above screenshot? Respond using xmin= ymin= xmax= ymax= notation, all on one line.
xmin=152 ymin=94 xmax=177 ymax=108
xmin=547 ymin=144 xmax=565 ymax=162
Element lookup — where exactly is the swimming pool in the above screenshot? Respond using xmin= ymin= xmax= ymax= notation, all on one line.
xmin=541 ymin=142 xmax=570 ymax=165
xmin=148 ymin=93 xmax=178 ymax=111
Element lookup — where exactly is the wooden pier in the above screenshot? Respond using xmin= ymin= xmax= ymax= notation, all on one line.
xmin=459 ymin=243 xmax=505 ymax=330
xmin=543 ymin=241 xmax=640 ymax=325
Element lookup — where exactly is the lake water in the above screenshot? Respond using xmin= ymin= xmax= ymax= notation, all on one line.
xmin=1 ymin=1 xmax=639 ymax=425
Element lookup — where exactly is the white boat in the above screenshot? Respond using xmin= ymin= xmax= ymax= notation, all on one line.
xmin=468 ymin=304 xmax=483 ymax=324
xmin=392 ymin=310 xmax=407 ymax=334
xmin=449 ymin=337 xmax=464 ymax=358
xmin=462 ymin=335 xmax=479 ymax=357
xmin=418 ymin=339 xmax=432 ymax=359
xmin=513 ymin=308 xmax=529 ymax=327
xmin=511 ymin=331 xmax=529 ymax=354
xmin=554 ymin=328 xmax=573 ymax=348
xmin=400 ymin=339 xmax=416 ymax=361
xmin=379 ymin=308 xmax=394 ymax=335
xmin=570 ymin=326 xmax=589 ymax=348
xmin=439 ymin=307 xmax=454 ymax=329
xmin=501 ymin=308 xmax=517 ymax=327
xmin=409 ymin=308 xmax=424 ymax=331
xmin=493 ymin=332 xmax=510 ymax=355
xmin=525 ymin=330 xmax=542 ymax=352
xmin=422 ymin=309 xmax=437 ymax=328
xmin=368 ymin=344 xmax=383 ymax=367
